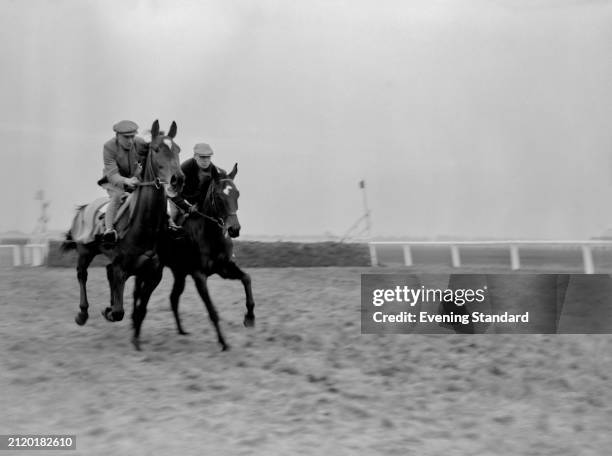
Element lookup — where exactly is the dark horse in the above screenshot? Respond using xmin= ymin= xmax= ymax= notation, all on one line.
xmin=62 ymin=120 xmax=184 ymax=350
xmin=158 ymin=163 xmax=255 ymax=351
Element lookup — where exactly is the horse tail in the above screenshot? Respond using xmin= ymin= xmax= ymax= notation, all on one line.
xmin=60 ymin=205 xmax=86 ymax=252
xmin=60 ymin=231 xmax=76 ymax=252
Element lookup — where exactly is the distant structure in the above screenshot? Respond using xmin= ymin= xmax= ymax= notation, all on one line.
xmin=32 ymin=189 xmax=50 ymax=242
xmin=341 ymin=180 xmax=372 ymax=242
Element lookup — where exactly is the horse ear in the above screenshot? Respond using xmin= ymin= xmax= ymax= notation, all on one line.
xmin=210 ymin=165 xmax=220 ymax=181
xmin=228 ymin=163 xmax=238 ymax=180
xmin=151 ymin=120 xmax=160 ymax=138
xmin=168 ymin=121 xmax=177 ymax=139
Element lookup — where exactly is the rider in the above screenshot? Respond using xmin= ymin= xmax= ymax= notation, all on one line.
xmin=169 ymin=142 xmax=226 ymax=222
xmin=100 ymin=120 xmax=148 ymax=243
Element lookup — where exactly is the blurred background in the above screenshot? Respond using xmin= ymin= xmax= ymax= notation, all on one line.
xmin=1 ymin=0 xmax=612 ymax=242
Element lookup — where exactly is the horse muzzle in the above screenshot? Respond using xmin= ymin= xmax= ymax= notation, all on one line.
xmin=226 ymin=214 xmax=241 ymax=238
xmin=170 ymin=173 xmax=184 ymax=192
xmin=227 ymin=226 xmax=240 ymax=238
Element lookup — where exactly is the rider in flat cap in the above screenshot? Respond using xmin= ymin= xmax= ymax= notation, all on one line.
xmin=169 ymin=142 xmax=226 ymax=222
xmin=100 ymin=120 xmax=148 ymax=243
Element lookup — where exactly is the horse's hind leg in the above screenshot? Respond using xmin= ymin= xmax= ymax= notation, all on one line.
xmin=170 ymin=271 xmax=189 ymax=335
xmin=131 ymin=264 xmax=163 ymax=351
xmin=192 ymin=271 xmax=229 ymax=351
xmin=218 ymin=261 xmax=255 ymax=327
xmin=75 ymin=248 xmax=96 ymax=326
xmin=131 ymin=275 xmax=143 ymax=332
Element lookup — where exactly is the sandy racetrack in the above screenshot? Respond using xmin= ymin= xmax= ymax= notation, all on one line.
xmin=1 ymin=266 xmax=612 ymax=455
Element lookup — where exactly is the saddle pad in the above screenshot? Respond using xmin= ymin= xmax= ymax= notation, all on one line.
xmin=71 ymin=197 xmax=109 ymax=244
xmin=71 ymin=194 xmax=134 ymax=244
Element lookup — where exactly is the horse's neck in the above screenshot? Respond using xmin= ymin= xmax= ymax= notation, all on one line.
xmin=200 ymin=191 xmax=219 ymax=218
xmin=123 ymin=156 xmax=166 ymax=248
xmin=186 ymin=196 xmax=225 ymax=245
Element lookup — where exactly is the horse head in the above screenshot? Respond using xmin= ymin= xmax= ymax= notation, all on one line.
xmin=145 ymin=120 xmax=184 ymax=196
xmin=204 ymin=163 xmax=241 ymax=238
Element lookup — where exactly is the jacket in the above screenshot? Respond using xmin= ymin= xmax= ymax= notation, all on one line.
xmin=101 ymin=136 xmax=148 ymax=188
xmin=171 ymin=158 xmax=226 ymax=211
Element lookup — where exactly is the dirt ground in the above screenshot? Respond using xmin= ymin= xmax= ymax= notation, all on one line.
xmin=1 ymin=266 xmax=612 ymax=455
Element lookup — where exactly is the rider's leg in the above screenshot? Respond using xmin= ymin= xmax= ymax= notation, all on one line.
xmin=167 ymin=199 xmax=181 ymax=230
xmin=103 ymin=186 xmax=122 ymax=242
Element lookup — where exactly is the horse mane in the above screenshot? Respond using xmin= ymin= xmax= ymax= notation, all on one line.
xmin=197 ymin=176 xmax=219 ymax=215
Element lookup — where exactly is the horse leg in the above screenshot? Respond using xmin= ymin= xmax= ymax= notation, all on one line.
xmin=218 ymin=261 xmax=255 ymax=327
xmin=102 ymin=263 xmax=126 ymax=322
xmin=170 ymin=271 xmax=189 ymax=335
xmin=131 ymin=265 xmax=163 ymax=351
xmin=131 ymin=275 xmax=143 ymax=329
xmin=75 ymin=248 xmax=96 ymax=326
xmin=192 ymin=271 xmax=229 ymax=351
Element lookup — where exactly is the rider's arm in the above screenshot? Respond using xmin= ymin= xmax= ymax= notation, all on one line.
xmin=169 ymin=194 xmax=194 ymax=213
xmin=103 ymin=143 xmax=129 ymax=187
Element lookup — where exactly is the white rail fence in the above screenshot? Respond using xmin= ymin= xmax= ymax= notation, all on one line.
xmin=0 ymin=243 xmax=49 ymax=267
xmin=368 ymin=240 xmax=612 ymax=274
xmin=3 ymin=240 xmax=612 ymax=272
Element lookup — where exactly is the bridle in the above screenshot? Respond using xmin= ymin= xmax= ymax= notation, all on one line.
xmin=193 ymin=177 xmax=236 ymax=230
xmin=135 ymin=142 xmax=172 ymax=190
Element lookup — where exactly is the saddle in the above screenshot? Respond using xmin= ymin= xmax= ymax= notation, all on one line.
xmin=70 ymin=194 xmax=136 ymax=244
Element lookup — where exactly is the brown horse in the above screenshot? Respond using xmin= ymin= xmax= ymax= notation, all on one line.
xmin=158 ymin=163 xmax=255 ymax=351
xmin=62 ymin=120 xmax=184 ymax=350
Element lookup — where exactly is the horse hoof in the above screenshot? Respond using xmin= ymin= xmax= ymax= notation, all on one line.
xmin=75 ymin=313 xmax=88 ymax=326
xmin=178 ymin=330 xmax=190 ymax=336
xmin=243 ymin=315 xmax=255 ymax=327
xmin=102 ymin=308 xmax=113 ymax=321
xmin=221 ymin=343 xmax=230 ymax=352
xmin=102 ymin=308 xmax=124 ymax=322
xmin=131 ymin=337 xmax=141 ymax=351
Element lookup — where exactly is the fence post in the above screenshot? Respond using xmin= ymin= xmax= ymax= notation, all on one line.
xmin=510 ymin=245 xmax=520 ymax=270
xmin=32 ymin=245 xmax=42 ymax=266
xmin=402 ymin=245 xmax=413 ymax=266
xmin=581 ymin=245 xmax=595 ymax=274
xmin=450 ymin=245 xmax=461 ymax=268
xmin=12 ymin=245 xmax=22 ymax=267
xmin=368 ymin=244 xmax=378 ymax=267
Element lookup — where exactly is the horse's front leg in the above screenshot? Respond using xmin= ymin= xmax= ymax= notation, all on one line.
xmin=217 ymin=261 xmax=255 ymax=327
xmin=131 ymin=262 xmax=163 ymax=351
xmin=192 ymin=271 xmax=229 ymax=351
xmin=102 ymin=263 xmax=127 ymax=322
xmin=131 ymin=275 xmax=143 ymax=330
xmin=75 ymin=249 xmax=96 ymax=326
xmin=169 ymin=270 xmax=189 ymax=335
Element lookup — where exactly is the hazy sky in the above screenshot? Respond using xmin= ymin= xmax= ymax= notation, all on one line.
xmin=1 ymin=0 xmax=611 ymax=239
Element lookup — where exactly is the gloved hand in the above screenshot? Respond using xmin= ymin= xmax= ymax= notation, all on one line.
xmin=124 ymin=176 xmax=140 ymax=190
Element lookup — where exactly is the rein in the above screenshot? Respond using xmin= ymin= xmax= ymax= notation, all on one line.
xmin=191 ymin=209 xmax=225 ymax=229
xmin=134 ymin=144 xmax=169 ymax=190
xmin=136 ymin=177 xmax=167 ymax=189
xmin=190 ymin=177 xmax=234 ymax=230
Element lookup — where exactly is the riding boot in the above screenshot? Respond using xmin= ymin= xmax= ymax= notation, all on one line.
xmin=103 ymin=195 xmax=120 ymax=243
xmin=167 ymin=215 xmax=186 ymax=240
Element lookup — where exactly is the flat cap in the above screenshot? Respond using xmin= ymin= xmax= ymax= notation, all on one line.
xmin=113 ymin=120 xmax=138 ymax=135
xmin=194 ymin=143 xmax=214 ymax=156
